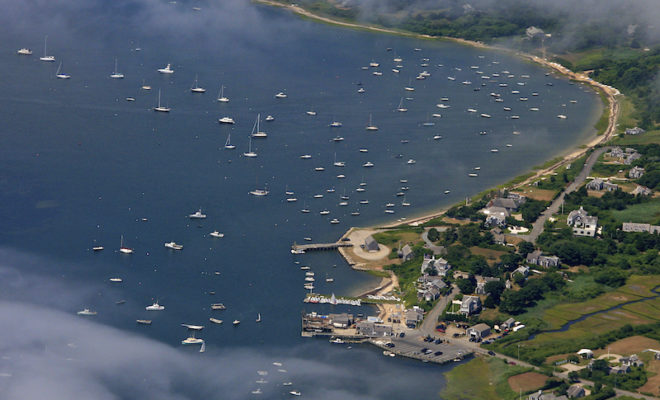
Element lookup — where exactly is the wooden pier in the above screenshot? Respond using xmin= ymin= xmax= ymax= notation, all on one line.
xmin=292 ymin=242 xmax=353 ymax=252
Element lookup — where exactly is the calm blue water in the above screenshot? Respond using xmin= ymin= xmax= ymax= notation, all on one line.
xmin=0 ymin=0 xmax=601 ymax=398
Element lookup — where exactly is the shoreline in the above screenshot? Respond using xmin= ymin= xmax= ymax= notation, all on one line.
xmin=257 ymin=0 xmax=622 ymax=282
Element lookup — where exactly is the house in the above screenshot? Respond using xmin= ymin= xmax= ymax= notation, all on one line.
xmin=610 ymin=146 xmax=624 ymax=158
xmin=405 ymin=307 xmax=424 ymax=328
xmin=328 ymin=313 xmax=354 ymax=329
xmin=566 ymin=385 xmax=585 ymax=398
xmin=620 ymin=354 xmax=644 ymax=367
xmin=482 ymin=206 xmax=509 ymax=227
xmin=625 ymin=127 xmax=645 ymax=135
xmin=624 ymin=150 xmax=641 ymax=165
xmin=526 ymin=26 xmax=545 ymax=39
xmin=417 ymin=275 xmax=447 ymax=301
xmin=586 ymin=178 xmax=618 ymax=191
xmin=356 ymin=321 xmax=393 ymax=337
xmin=567 ymin=206 xmax=598 ymax=237
xmin=526 ymin=250 xmax=560 ymax=267
xmin=363 ymin=236 xmax=380 ymax=252
xmin=467 ymin=323 xmax=490 ymax=340
xmin=501 ymin=318 xmax=516 ymax=330
xmin=490 ymin=197 xmax=520 ymax=212
xmin=475 ymin=277 xmax=500 ymax=294
xmin=622 ymin=222 xmax=660 ymax=233
xmin=577 ymin=349 xmax=594 ymax=359
xmin=420 ymin=255 xmax=452 ymax=276
xmin=398 ymin=244 xmax=414 ymax=261
xmin=609 ymin=364 xmax=631 ymax=374
xmin=529 ymin=390 xmax=568 ymax=400
xmin=632 ymin=185 xmax=653 ymax=196
xmin=491 ymin=227 xmax=505 ymax=245
xmin=514 ymin=265 xmax=530 ymax=278
xmin=629 ymin=166 xmax=645 ymax=179
xmin=459 ymin=296 xmax=482 ymax=316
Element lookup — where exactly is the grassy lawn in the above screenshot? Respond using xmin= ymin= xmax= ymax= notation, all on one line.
xmin=372 ymin=229 xmax=421 ymax=247
xmin=612 ymin=129 xmax=660 ymax=146
xmin=593 ymin=87 xmax=610 ymax=136
xmin=611 ymin=199 xmax=660 ymax=224
xmin=469 ymin=246 xmax=507 ymax=264
xmin=441 ymin=357 xmax=529 ymax=400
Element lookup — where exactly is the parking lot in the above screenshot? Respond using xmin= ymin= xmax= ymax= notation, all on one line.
xmin=370 ymin=330 xmax=472 ymax=364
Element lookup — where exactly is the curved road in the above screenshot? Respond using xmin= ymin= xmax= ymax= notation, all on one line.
xmin=518 ymin=146 xmax=610 ymax=243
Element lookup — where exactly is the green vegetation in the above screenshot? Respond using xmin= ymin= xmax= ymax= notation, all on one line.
xmin=441 ymin=357 xmax=530 ymax=400
xmin=611 ymin=199 xmax=660 ymax=224
xmin=535 ymin=155 xmax=587 ymax=191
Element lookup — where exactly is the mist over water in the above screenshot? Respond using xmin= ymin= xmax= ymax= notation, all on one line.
xmin=0 ymin=0 xmax=601 ymax=398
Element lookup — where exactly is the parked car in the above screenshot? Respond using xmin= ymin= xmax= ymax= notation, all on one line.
xmin=434 ymin=339 xmax=442 ymax=344
xmin=399 ymin=332 xmax=405 ymax=338
xmin=488 ymin=351 xmax=495 ymax=356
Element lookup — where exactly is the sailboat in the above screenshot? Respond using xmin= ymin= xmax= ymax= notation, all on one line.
xmin=404 ymin=78 xmax=414 ymax=91
xmin=119 ymin=235 xmax=133 ymax=254
xmin=333 ymin=153 xmax=345 ymax=167
xmin=365 ymin=114 xmax=378 ymax=131
xmin=251 ymin=114 xmax=267 ymax=138
xmin=217 ymin=85 xmax=229 ymax=103
xmin=55 ymin=61 xmax=70 ymax=79
xmin=110 ymin=58 xmax=124 ymax=79
xmin=190 ymin=75 xmax=206 ymax=93
xmin=224 ymin=133 xmax=236 ymax=149
xmin=396 ymin=97 xmax=407 ymax=112
xmin=39 ymin=35 xmax=55 ymax=62
xmin=153 ymin=89 xmax=171 ymax=112
xmin=243 ymin=136 xmax=257 ymax=158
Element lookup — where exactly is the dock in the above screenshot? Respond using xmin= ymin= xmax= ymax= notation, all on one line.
xmin=292 ymin=242 xmax=353 ymax=253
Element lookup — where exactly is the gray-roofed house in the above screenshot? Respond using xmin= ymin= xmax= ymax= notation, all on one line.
xmin=632 ymin=185 xmax=652 ymax=196
xmin=328 ymin=313 xmax=354 ymax=329
xmin=514 ymin=265 xmax=530 ymax=278
xmin=629 ymin=166 xmax=645 ymax=179
xmin=586 ymin=178 xmax=618 ymax=191
xmin=467 ymin=323 xmax=490 ymax=340
xmin=491 ymin=197 xmax=520 ymax=212
xmin=398 ymin=244 xmax=414 ymax=261
xmin=356 ymin=321 xmax=393 ymax=337
xmin=566 ymin=385 xmax=585 ymax=398
xmin=483 ymin=206 xmax=509 ymax=227
xmin=567 ymin=206 xmax=598 ymax=237
xmin=459 ymin=296 xmax=482 ymax=316
xmin=526 ymin=250 xmax=560 ymax=267
xmin=625 ymin=127 xmax=645 ymax=135
xmin=420 ymin=255 xmax=452 ymax=276
xmin=363 ymin=235 xmax=380 ymax=252
xmin=405 ymin=307 xmax=424 ymax=328
xmin=529 ymin=390 xmax=568 ymax=400
xmin=620 ymin=354 xmax=644 ymax=367
xmin=622 ymin=222 xmax=660 ymax=233
xmin=501 ymin=318 xmax=516 ymax=330
xmin=624 ymin=151 xmax=641 ymax=165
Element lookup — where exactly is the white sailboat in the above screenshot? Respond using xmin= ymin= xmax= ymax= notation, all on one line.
xmin=243 ymin=136 xmax=257 ymax=158
xmin=365 ymin=114 xmax=378 ymax=131
xmin=396 ymin=97 xmax=407 ymax=112
xmin=39 ymin=35 xmax=55 ymax=62
xmin=55 ymin=61 xmax=70 ymax=79
xmin=153 ymin=89 xmax=171 ymax=112
xmin=224 ymin=133 xmax=236 ymax=149
xmin=110 ymin=58 xmax=124 ymax=79
xmin=190 ymin=75 xmax=206 ymax=93
xmin=251 ymin=114 xmax=267 ymax=138
xmin=217 ymin=85 xmax=229 ymax=103
xmin=119 ymin=235 xmax=133 ymax=254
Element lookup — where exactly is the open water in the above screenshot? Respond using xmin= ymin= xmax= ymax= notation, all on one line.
xmin=0 ymin=0 xmax=601 ymax=399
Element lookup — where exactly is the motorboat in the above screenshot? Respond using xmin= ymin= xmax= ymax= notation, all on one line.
xmin=218 ymin=117 xmax=235 ymax=124
xmin=182 ymin=337 xmax=204 ymax=345
xmin=290 ymin=391 xmax=302 ymax=396
xmin=480 ymin=113 xmax=491 ymax=118
xmin=249 ymin=189 xmax=269 ymax=196
xmin=433 ymin=135 xmax=442 ymax=140
xmin=286 ymin=198 xmax=297 ymax=202
xmin=136 ymin=319 xmax=152 ymax=325
xmin=314 ymin=167 xmax=325 ymax=171
xmin=330 ymin=219 xmax=340 ymax=224
xmin=209 ymin=231 xmax=224 ymax=238
xmin=300 ymin=154 xmax=312 ymax=159
xmin=557 ymin=114 xmax=567 ymax=119
xmin=313 ymin=194 xmax=324 ymax=198
xmin=164 ymin=241 xmax=183 ymax=250
xmin=211 ymin=303 xmax=226 ymax=310
xmin=17 ymin=48 xmax=32 ymax=55
xmin=77 ymin=308 xmax=97 ymax=316
xmin=109 ymin=277 xmax=123 ymax=283
xmin=275 ymin=92 xmax=287 ymax=98
xmin=306 ymin=110 xmax=317 ymax=116
xmin=359 ymin=148 xmax=368 ymax=153
xmin=256 ymin=313 xmax=261 ymax=323
xmin=209 ymin=318 xmax=223 ymax=324
xmin=189 ymin=208 xmax=207 ymax=219
xmin=233 ymin=320 xmax=240 ymax=326
xmin=362 ymin=162 xmax=374 ymax=168
xmin=265 ymin=115 xmax=274 ymax=122
xmin=92 ymin=246 xmax=104 ymax=251
xmin=330 ymin=121 xmax=342 ymax=128
xmin=146 ymin=302 xmax=164 ymax=311
xmin=407 ymin=159 xmax=416 ymax=165
xmin=157 ymin=63 xmax=174 ymax=74
xmin=319 ymin=210 xmax=330 ymax=215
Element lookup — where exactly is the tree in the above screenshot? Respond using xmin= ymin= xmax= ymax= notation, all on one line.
xmin=428 ymin=228 xmax=440 ymax=242
xmin=518 ymin=241 xmax=535 ymax=257
xmin=484 ymin=280 xmax=505 ymax=303
xmin=568 ymin=371 xmax=580 ymax=382
xmin=457 ymin=277 xmax=476 ymax=294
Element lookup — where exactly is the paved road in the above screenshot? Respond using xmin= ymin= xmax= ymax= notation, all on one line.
xmin=419 ymin=285 xmax=457 ymax=337
xmin=421 ymin=228 xmax=447 ymax=255
xmin=518 ymin=147 xmax=610 ymax=243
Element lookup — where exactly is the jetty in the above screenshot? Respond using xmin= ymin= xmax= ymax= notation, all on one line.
xmin=291 ymin=241 xmax=353 ymax=253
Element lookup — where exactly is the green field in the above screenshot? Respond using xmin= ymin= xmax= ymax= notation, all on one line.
xmin=611 ymin=199 xmax=660 ymax=224
xmin=441 ymin=357 xmax=529 ymax=400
